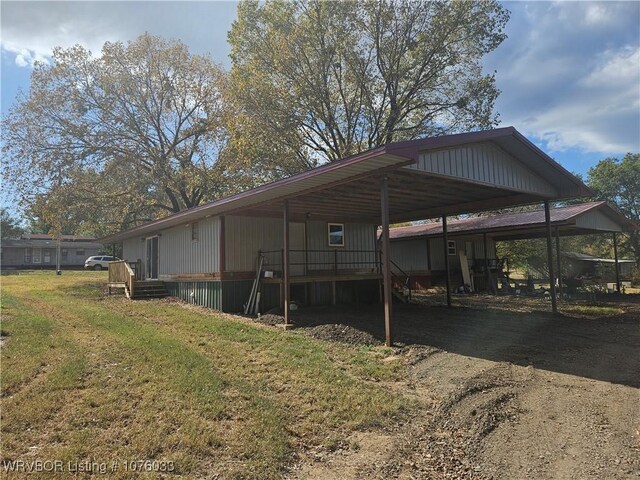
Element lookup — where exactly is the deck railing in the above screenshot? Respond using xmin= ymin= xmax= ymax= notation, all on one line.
xmin=260 ymin=249 xmax=380 ymax=276
xmin=108 ymin=260 xmax=138 ymax=298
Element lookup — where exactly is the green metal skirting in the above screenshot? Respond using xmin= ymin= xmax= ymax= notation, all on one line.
xmin=165 ymin=278 xmax=380 ymax=313
xmin=165 ymin=281 xmax=223 ymax=310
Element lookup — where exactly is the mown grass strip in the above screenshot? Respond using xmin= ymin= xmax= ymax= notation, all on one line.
xmin=1 ymin=272 xmax=410 ymax=479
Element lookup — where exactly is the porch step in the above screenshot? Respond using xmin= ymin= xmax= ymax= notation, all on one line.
xmin=392 ymin=287 xmax=409 ymax=303
xmin=131 ymin=281 xmax=169 ymax=299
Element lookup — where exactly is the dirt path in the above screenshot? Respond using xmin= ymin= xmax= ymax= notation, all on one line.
xmin=288 ymin=298 xmax=640 ymax=479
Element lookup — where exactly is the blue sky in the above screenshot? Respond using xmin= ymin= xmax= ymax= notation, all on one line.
xmin=1 ymin=1 xmax=639 ymax=179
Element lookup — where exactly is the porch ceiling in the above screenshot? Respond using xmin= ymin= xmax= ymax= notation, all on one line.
xmin=230 ymin=169 xmax=545 ymax=224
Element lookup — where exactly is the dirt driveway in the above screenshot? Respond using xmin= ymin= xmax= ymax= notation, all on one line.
xmin=286 ymin=295 xmax=640 ymax=479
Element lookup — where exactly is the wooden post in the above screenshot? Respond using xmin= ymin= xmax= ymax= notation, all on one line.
xmin=380 ymin=177 xmax=393 ymax=347
xmin=283 ymin=201 xmax=291 ymax=326
xmin=544 ymin=200 xmax=558 ymax=313
xmin=555 ymin=227 xmax=562 ymax=297
xmin=442 ymin=216 xmax=452 ymax=307
xmin=613 ymin=232 xmax=621 ymax=293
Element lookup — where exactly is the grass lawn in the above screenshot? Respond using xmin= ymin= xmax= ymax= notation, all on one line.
xmin=1 ymin=272 xmax=409 ymax=479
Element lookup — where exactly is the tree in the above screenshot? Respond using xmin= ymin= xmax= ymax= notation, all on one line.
xmin=227 ymin=0 xmax=509 ymax=174
xmin=2 ymin=34 xmax=235 ymax=234
xmin=0 ymin=209 xmax=25 ymax=239
xmin=587 ymin=153 xmax=640 ymax=264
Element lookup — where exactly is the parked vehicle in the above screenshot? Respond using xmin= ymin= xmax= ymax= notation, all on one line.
xmin=84 ymin=256 xmax=121 ymax=271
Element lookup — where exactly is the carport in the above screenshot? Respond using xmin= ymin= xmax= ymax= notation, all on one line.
xmin=389 ymin=201 xmax=638 ymax=295
xmin=248 ymin=127 xmax=590 ymax=345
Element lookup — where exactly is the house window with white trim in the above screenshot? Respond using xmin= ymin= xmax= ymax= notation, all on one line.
xmin=24 ymin=248 xmax=32 ymax=263
xmin=447 ymin=240 xmax=456 ymax=256
xmin=192 ymin=222 xmax=199 ymax=241
xmin=328 ymin=223 xmax=344 ymax=247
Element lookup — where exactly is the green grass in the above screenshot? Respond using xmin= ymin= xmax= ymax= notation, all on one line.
xmin=561 ymin=304 xmax=624 ymax=316
xmin=1 ymin=271 xmax=409 ymax=479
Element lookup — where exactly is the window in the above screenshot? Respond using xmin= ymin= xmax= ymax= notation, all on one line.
xmin=33 ymin=248 xmax=42 ymax=264
xmin=44 ymin=249 xmax=51 ymax=263
xmin=61 ymin=249 xmax=68 ymax=259
xmin=24 ymin=248 xmax=32 ymax=263
xmin=191 ymin=222 xmax=199 ymax=241
xmin=328 ymin=223 xmax=344 ymax=247
xmin=447 ymin=240 xmax=456 ymax=256
xmin=76 ymin=249 xmax=85 ymax=256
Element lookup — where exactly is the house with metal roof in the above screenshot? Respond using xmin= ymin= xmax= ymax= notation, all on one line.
xmin=388 ymin=201 xmax=638 ymax=294
xmin=1 ymin=234 xmax=104 ymax=269
xmin=101 ymin=126 xmax=592 ymax=346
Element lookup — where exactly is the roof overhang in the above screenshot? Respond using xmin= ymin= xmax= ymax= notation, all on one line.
xmin=101 ymin=127 xmax=592 ymax=244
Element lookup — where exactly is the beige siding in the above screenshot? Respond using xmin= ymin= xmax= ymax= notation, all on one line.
xmin=225 ymin=216 xmax=283 ymax=272
xmin=123 ymin=237 xmax=145 ymax=263
xmin=575 ymin=210 xmax=623 ymax=232
xmin=306 ymin=221 xmax=378 ymax=272
xmin=158 ymin=216 xmax=220 ymax=275
xmin=225 ymin=216 xmax=378 ymax=273
xmin=390 ymin=238 xmax=428 ymax=273
xmin=123 ymin=216 xmax=221 ymax=275
xmin=408 ymin=143 xmax=557 ymax=196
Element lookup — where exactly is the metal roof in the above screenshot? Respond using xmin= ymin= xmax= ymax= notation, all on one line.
xmin=389 ymin=201 xmax=638 ymax=240
xmin=101 ymin=127 xmax=591 ymax=243
xmin=1 ymin=239 xmax=103 ymax=248
xmin=563 ymin=252 xmax=635 ymax=263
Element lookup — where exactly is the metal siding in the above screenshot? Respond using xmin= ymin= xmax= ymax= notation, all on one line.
xmin=390 ymin=238 xmax=428 ymax=272
xmin=165 ymin=281 xmax=223 ymax=310
xmin=123 ymin=238 xmax=145 ymax=263
xmin=306 ymin=221 xmax=378 ymax=272
xmin=225 ymin=216 xmax=283 ymax=272
xmin=575 ymin=210 xmax=623 ymax=232
xmin=409 ymin=143 xmax=557 ymax=196
xmin=159 ymin=216 xmax=220 ymax=275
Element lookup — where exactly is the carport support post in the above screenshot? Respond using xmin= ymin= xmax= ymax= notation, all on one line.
xmin=380 ymin=176 xmax=393 ymax=347
xmin=283 ymin=200 xmax=291 ymax=326
xmin=613 ymin=232 xmax=621 ymax=293
xmin=544 ymin=201 xmax=558 ymax=313
xmin=442 ymin=215 xmax=452 ymax=307
xmin=555 ymin=227 xmax=562 ymax=297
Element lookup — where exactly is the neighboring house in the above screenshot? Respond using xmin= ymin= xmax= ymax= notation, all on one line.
xmin=1 ymin=234 xmax=104 ymax=269
xmin=388 ymin=201 xmax=638 ymax=292
xmin=102 ymin=126 xmax=590 ymax=331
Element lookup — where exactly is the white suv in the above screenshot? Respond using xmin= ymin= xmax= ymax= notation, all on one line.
xmin=84 ymin=255 xmax=121 ymax=271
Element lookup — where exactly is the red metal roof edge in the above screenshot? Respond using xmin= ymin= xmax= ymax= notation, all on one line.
xmin=508 ymin=129 xmax=593 ymax=197
xmin=388 ymin=201 xmax=636 ymax=239
xmin=99 ymin=145 xmax=397 ymax=243
xmin=100 ymin=127 xmax=594 ymax=244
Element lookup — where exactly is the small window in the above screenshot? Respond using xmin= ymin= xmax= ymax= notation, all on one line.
xmin=191 ymin=222 xmax=199 ymax=241
xmin=44 ymin=249 xmax=51 ymax=263
xmin=24 ymin=248 xmax=32 ymax=263
xmin=447 ymin=240 xmax=456 ymax=256
xmin=328 ymin=223 xmax=344 ymax=247
xmin=76 ymin=249 xmax=85 ymax=256
xmin=61 ymin=249 xmax=68 ymax=259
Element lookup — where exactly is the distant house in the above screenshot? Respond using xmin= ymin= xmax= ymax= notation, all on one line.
xmin=102 ymin=126 xmax=590 ymax=334
xmin=1 ymin=234 xmax=103 ymax=269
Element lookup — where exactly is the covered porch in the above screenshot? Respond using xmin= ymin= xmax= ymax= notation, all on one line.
xmin=225 ymin=128 xmax=589 ymax=345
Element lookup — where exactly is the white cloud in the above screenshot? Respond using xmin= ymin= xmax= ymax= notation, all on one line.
xmin=487 ymin=1 xmax=640 ymax=155
xmin=0 ymin=1 xmax=238 ymax=69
